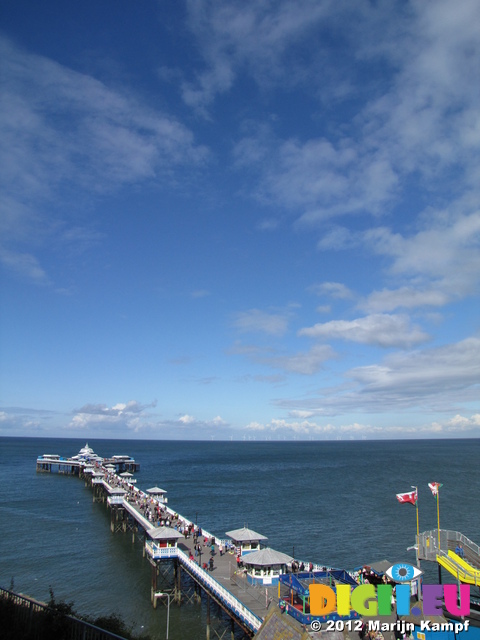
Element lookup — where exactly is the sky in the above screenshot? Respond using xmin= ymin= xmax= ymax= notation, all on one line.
xmin=1 ymin=0 xmax=479 ymax=441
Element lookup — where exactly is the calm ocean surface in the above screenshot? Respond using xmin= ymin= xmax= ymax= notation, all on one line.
xmin=0 ymin=437 xmax=479 ymax=639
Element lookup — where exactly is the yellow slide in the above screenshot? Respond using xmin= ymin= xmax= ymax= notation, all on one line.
xmin=436 ymin=550 xmax=480 ymax=586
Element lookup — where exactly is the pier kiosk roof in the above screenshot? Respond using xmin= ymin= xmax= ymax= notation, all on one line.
xmin=225 ymin=527 xmax=268 ymax=542
xmin=147 ymin=526 xmax=183 ymax=541
xmin=107 ymin=487 xmax=127 ymax=495
xmin=226 ymin=526 xmax=268 ymax=557
xmin=241 ymin=548 xmax=293 ymax=586
xmin=242 ymin=548 xmax=292 ymax=566
xmin=146 ymin=486 xmax=167 ymax=495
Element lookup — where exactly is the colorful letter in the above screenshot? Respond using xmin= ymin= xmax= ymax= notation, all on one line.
xmin=336 ymin=585 xmax=351 ymax=616
xmin=351 ymin=584 xmax=377 ymax=616
xmin=423 ymin=585 xmax=444 ymax=616
xmin=444 ymin=585 xmax=470 ymax=616
xmin=377 ymin=585 xmax=393 ymax=616
xmin=310 ymin=585 xmax=336 ymax=615
xmin=395 ymin=584 xmax=411 ymax=616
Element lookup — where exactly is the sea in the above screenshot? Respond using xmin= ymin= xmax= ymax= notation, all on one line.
xmin=0 ymin=437 xmax=479 ymax=639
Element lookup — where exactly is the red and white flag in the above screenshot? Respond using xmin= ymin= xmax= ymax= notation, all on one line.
xmin=428 ymin=482 xmax=442 ymax=496
xmin=396 ymin=489 xmax=417 ymax=505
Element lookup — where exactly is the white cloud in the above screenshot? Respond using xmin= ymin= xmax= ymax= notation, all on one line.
xmin=266 ymin=344 xmax=335 ymax=375
xmin=299 ymin=313 xmax=429 ymax=348
xmin=243 ymin=413 xmax=480 ymax=439
xmin=309 ymin=281 xmax=354 ymax=300
xmin=178 ymin=414 xmax=196 ymax=424
xmin=231 ymin=338 xmax=335 ymax=375
xmin=364 ymin=212 xmax=480 ymax=297
xmin=0 ymin=247 xmax=49 ymax=284
xmin=232 ymin=308 xmax=289 ymax=336
xmin=348 ymin=337 xmax=480 ymax=398
xmin=182 ymin=0 xmax=335 ymax=112
xmin=274 ymin=336 xmax=480 ymax=420
xmin=225 ymin=0 xmax=480 ymax=242
xmin=360 ymin=287 xmax=451 ymax=313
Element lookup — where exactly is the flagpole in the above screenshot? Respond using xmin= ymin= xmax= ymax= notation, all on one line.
xmin=411 ymin=485 xmax=420 ymax=566
xmin=437 ymin=488 xmax=441 ymax=550
xmin=411 ymin=485 xmax=422 ymax=602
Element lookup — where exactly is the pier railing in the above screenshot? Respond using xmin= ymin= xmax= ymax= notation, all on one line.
xmin=418 ymin=529 xmax=480 ymax=561
xmin=176 ymin=549 xmax=263 ymax=633
xmin=145 ymin=540 xmax=179 ymax=559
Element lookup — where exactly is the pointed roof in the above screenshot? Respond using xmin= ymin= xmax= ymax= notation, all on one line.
xmin=225 ymin=526 xmax=268 ymax=542
xmin=146 ymin=486 xmax=167 ymax=494
xmin=241 ymin=548 xmax=292 ymax=566
xmin=147 ymin=526 xmax=184 ymax=541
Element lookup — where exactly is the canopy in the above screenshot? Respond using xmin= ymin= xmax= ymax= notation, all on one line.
xmin=146 ymin=486 xmax=167 ymax=494
xmin=241 ymin=548 xmax=292 ymax=566
xmin=147 ymin=526 xmax=184 ymax=541
xmin=225 ymin=526 xmax=268 ymax=542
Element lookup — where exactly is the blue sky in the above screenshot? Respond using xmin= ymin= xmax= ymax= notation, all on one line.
xmin=1 ymin=0 xmax=479 ymax=440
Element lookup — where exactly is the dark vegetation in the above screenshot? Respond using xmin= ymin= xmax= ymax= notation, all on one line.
xmin=0 ymin=582 xmax=152 ymax=640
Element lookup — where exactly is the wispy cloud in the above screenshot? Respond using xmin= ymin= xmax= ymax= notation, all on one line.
xmin=232 ymin=341 xmax=335 ymax=375
xmin=276 ymin=337 xmax=480 ymax=418
xmin=226 ymin=0 xmax=480 ymax=233
xmin=0 ymin=37 xmax=208 ymax=283
xmin=299 ymin=313 xmax=429 ymax=349
xmin=182 ymin=0 xmax=335 ymax=113
xmin=309 ymin=282 xmax=354 ymax=300
xmin=348 ymin=337 xmax=480 ymax=400
xmin=244 ymin=413 xmax=480 ymax=439
xmin=232 ymin=308 xmax=290 ymax=336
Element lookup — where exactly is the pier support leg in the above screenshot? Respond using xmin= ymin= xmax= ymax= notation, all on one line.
xmin=206 ymin=595 xmax=211 ymax=640
xmin=231 ymin=617 xmax=235 ymax=640
xmin=175 ymin=562 xmax=182 ymax=604
xmin=151 ymin=563 xmax=158 ymax=607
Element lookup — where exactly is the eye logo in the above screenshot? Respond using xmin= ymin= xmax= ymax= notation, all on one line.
xmin=386 ymin=563 xmax=423 ymax=583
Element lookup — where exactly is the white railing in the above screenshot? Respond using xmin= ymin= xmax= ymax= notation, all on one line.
xmin=122 ymin=500 xmax=152 ymax=530
xmin=176 ymin=549 xmax=262 ymax=632
xmin=145 ymin=540 xmax=179 ymax=559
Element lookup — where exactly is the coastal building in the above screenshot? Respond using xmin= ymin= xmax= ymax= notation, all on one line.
xmin=225 ymin=526 xmax=268 ymax=556
xmin=240 ymin=548 xmax=293 ymax=586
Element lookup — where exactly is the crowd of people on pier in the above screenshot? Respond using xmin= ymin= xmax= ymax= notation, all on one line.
xmin=101 ymin=469 xmax=239 ymax=570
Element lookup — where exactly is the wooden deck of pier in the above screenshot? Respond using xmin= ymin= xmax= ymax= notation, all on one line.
xmin=120 ymin=498 xmax=278 ymax=635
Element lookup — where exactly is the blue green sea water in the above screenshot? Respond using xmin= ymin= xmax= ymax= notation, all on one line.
xmin=0 ymin=437 xmax=479 ymax=639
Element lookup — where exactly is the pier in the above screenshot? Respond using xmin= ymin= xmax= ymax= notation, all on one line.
xmin=37 ymin=444 xmax=328 ymax=639
xmin=35 ymin=444 xmax=480 ymax=640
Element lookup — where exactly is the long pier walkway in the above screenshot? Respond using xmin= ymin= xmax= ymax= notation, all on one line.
xmin=125 ymin=499 xmax=277 ymax=621
xmin=37 ymin=446 xmax=330 ymax=638
xmin=102 ymin=478 xmax=275 ymax=636
xmin=87 ymin=466 xmax=295 ymax=637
